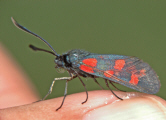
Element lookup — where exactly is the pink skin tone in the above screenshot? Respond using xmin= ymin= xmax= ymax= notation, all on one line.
xmin=0 ymin=44 xmax=166 ymax=120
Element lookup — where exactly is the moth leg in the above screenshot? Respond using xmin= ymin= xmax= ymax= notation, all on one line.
xmin=56 ymin=80 xmax=68 ymax=111
xmin=109 ymin=81 xmax=126 ymax=92
xmin=56 ymin=73 xmax=77 ymax=111
xmin=40 ymin=77 xmax=70 ymax=101
xmin=104 ymin=79 xmax=123 ymax=100
xmin=77 ymin=75 xmax=88 ymax=104
xmin=33 ymin=77 xmax=71 ymax=103
xmin=93 ymin=78 xmax=104 ymax=90
xmin=36 ymin=73 xmax=76 ymax=102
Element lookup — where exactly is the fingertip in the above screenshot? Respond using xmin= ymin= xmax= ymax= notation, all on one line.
xmin=83 ymin=93 xmax=166 ymax=120
xmin=0 ymin=44 xmax=39 ymax=108
xmin=1 ymin=90 xmax=165 ymax=120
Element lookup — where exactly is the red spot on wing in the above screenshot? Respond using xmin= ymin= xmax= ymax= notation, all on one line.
xmin=104 ymin=70 xmax=114 ymax=78
xmin=129 ymin=74 xmax=139 ymax=85
xmin=99 ymin=56 xmax=104 ymax=59
xmin=80 ymin=65 xmax=94 ymax=73
xmin=82 ymin=58 xmax=97 ymax=67
xmin=140 ymin=69 xmax=146 ymax=76
xmin=114 ymin=60 xmax=125 ymax=70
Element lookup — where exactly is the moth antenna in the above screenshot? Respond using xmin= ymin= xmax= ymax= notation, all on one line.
xmin=11 ymin=17 xmax=59 ymax=57
xmin=29 ymin=44 xmax=56 ymax=56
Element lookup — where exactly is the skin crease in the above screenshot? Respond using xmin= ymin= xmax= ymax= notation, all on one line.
xmin=0 ymin=43 xmax=166 ymax=120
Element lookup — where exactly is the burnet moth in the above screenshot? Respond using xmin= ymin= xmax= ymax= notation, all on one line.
xmin=11 ymin=17 xmax=160 ymax=111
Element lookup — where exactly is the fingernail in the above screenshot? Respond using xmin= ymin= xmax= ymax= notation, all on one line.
xmin=83 ymin=96 xmax=166 ymax=120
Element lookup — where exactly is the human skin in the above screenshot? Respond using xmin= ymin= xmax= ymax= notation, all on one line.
xmin=0 ymin=44 xmax=166 ymax=120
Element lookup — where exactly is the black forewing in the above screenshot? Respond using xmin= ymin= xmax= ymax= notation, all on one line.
xmin=78 ymin=54 xmax=160 ymax=94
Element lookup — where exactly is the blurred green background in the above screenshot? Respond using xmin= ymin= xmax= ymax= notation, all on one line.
xmin=1 ymin=1 xmax=166 ymax=100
